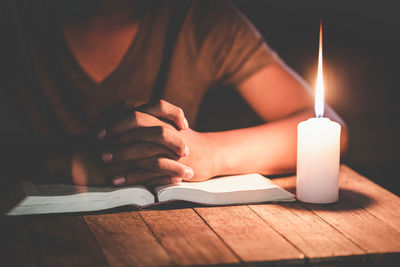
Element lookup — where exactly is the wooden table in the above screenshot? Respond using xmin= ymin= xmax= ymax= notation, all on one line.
xmin=1 ymin=165 xmax=400 ymax=266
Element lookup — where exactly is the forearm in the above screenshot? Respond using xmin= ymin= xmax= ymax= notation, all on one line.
xmin=208 ymin=108 xmax=348 ymax=176
xmin=0 ymin=133 xmax=91 ymax=185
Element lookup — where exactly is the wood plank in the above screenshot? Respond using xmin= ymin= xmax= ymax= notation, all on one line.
xmin=195 ymin=205 xmax=304 ymax=264
xmin=0 ymin=218 xmax=37 ymax=267
xmin=250 ymin=203 xmax=365 ymax=261
xmin=271 ymin=165 xmax=400 ymax=255
xmin=308 ymin=166 xmax=400 ymax=254
xmin=305 ymin=194 xmax=400 ymax=254
xmin=26 ymin=216 xmax=108 ymax=267
xmin=272 ymin=165 xmax=400 ymax=232
xmin=85 ymin=212 xmax=171 ymax=267
xmin=139 ymin=209 xmax=239 ymax=266
xmin=339 ymin=165 xmax=400 ymax=231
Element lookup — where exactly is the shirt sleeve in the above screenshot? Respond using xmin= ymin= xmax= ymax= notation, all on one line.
xmin=189 ymin=0 xmax=280 ymax=87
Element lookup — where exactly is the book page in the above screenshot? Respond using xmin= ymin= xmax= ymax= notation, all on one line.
xmin=155 ymin=174 xmax=295 ymax=205
xmin=6 ymin=181 xmax=155 ymax=216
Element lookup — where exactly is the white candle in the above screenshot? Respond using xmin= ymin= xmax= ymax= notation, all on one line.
xmin=296 ymin=23 xmax=341 ymax=204
xmin=297 ymin=118 xmax=341 ymax=203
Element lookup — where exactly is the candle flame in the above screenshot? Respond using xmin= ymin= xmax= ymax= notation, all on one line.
xmin=315 ymin=22 xmax=324 ymax=117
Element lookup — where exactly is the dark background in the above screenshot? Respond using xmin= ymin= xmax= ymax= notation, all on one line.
xmin=197 ymin=0 xmax=400 ymax=195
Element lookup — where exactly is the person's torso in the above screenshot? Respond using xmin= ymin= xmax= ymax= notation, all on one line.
xmin=5 ymin=0 xmax=209 ymax=134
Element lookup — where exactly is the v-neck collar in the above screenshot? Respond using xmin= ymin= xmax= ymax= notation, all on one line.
xmin=56 ymin=4 xmax=151 ymax=90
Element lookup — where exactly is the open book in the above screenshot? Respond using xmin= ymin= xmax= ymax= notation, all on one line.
xmin=6 ymin=173 xmax=295 ymax=216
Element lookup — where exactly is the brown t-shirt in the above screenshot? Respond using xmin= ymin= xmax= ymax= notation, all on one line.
xmin=0 ymin=0 xmax=278 ymax=135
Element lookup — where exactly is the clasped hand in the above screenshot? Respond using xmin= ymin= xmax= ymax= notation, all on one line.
xmin=72 ymin=100 xmax=215 ymax=186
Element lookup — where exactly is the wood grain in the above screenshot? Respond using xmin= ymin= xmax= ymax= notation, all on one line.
xmin=272 ymin=165 xmax=400 ymax=232
xmin=340 ymin=165 xmax=400 ymax=231
xmin=250 ymin=203 xmax=365 ymax=261
xmin=139 ymin=209 xmax=239 ymax=266
xmin=305 ymin=166 xmax=400 ymax=255
xmin=85 ymin=212 xmax=171 ymax=267
xmin=305 ymin=194 xmax=400 ymax=254
xmin=272 ymin=165 xmax=400 ymax=255
xmin=26 ymin=216 xmax=108 ymax=267
xmin=3 ymin=165 xmax=400 ymax=266
xmin=195 ymin=205 xmax=304 ymax=263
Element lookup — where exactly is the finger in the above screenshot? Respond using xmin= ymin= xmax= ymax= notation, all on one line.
xmin=103 ymin=161 xmax=138 ymax=178
xmin=97 ymin=101 xmax=144 ymax=138
xmin=106 ymin=126 xmax=189 ymax=157
xmin=134 ymin=157 xmax=194 ymax=179
xmin=145 ymin=177 xmax=182 ymax=186
xmin=104 ymin=161 xmax=186 ymax=186
xmin=106 ymin=111 xmax=159 ymax=136
xmin=137 ymin=100 xmax=188 ymax=130
xmin=100 ymin=101 xmax=146 ymax=124
xmin=111 ymin=169 xmax=165 ymax=186
xmin=103 ymin=142 xmax=177 ymax=163
xmin=99 ymin=111 xmax=174 ymax=140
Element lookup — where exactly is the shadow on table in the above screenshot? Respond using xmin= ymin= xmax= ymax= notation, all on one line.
xmin=272 ymin=187 xmax=374 ymax=212
xmin=142 ymin=186 xmax=374 ymax=212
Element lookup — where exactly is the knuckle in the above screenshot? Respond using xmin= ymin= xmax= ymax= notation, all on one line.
xmin=176 ymin=107 xmax=184 ymax=118
xmin=153 ymin=157 xmax=163 ymax=170
xmin=168 ymin=136 xmax=184 ymax=155
xmin=154 ymin=126 xmax=169 ymax=141
xmin=128 ymin=111 xmax=138 ymax=123
xmin=132 ymin=111 xmax=144 ymax=125
xmin=171 ymin=130 xmax=185 ymax=147
xmin=155 ymin=99 xmax=165 ymax=111
xmin=131 ymin=110 xmax=140 ymax=119
xmin=176 ymin=165 xmax=186 ymax=177
xmin=177 ymin=140 xmax=186 ymax=154
xmin=158 ymin=99 xmax=166 ymax=107
xmin=149 ymin=126 xmax=164 ymax=138
xmin=155 ymin=125 xmax=164 ymax=133
xmin=159 ymin=126 xmax=169 ymax=139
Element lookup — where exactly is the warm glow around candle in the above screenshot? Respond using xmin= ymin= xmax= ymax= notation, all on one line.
xmin=296 ymin=22 xmax=341 ymax=204
xmin=315 ymin=22 xmax=325 ymax=117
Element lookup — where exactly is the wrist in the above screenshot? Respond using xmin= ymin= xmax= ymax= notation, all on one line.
xmin=201 ymin=132 xmax=222 ymax=178
xmin=201 ymin=130 xmax=245 ymax=177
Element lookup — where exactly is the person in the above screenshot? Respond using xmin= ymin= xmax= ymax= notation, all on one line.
xmin=0 ymin=0 xmax=348 ymax=187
